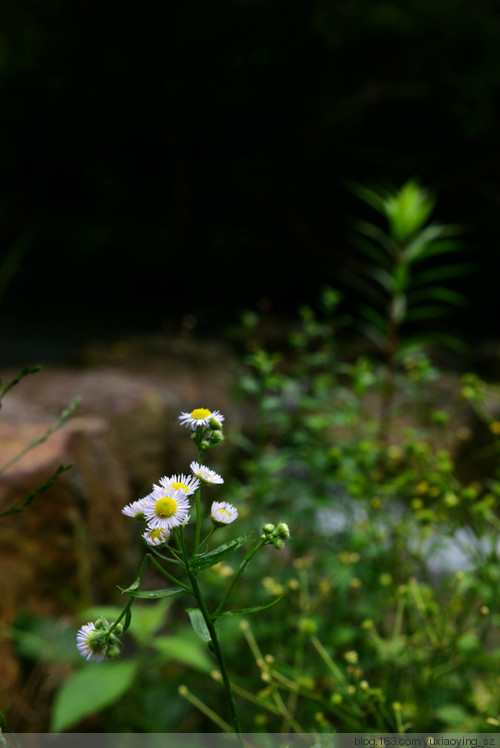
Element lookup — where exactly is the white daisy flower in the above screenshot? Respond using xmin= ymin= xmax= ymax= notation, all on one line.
xmin=179 ymin=408 xmax=225 ymax=431
xmin=190 ymin=461 xmax=224 ymax=485
xmin=142 ymin=486 xmax=190 ymax=531
xmin=76 ymin=622 xmax=107 ymax=662
xmin=158 ymin=473 xmax=200 ymax=496
xmin=122 ymin=498 xmax=148 ymax=519
xmin=142 ymin=526 xmax=170 ymax=547
xmin=210 ymin=501 xmax=238 ymax=526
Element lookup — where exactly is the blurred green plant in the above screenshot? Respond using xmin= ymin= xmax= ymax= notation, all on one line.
xmin=344 ymin=179 xmax=469 ymax=360
xmin=0 ymin=366 xmax=80 ymax=519
xmin=216 ymin=182 xmax=500 ymax=731
xmin=8 ymin=181 xmax=500 ymax=734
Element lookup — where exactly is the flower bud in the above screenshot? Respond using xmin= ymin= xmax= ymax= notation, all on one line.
xmin=276 ymin=522 xmax=290 ymax=539
xmin=272 ymin=538 xmax=285 ymax=550
xmin=209 ymin=430 xmax=225 ymax=445
xmin=209 ymin=416 xmax=223 ymax=430
xmin=263 ymin=523 xmax=275 ymax=535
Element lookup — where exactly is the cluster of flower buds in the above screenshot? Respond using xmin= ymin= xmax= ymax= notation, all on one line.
xmin=76 ymin=618 xmax=123 ymax=662
xmin=261 ymin=522 xmax=291 ymax=550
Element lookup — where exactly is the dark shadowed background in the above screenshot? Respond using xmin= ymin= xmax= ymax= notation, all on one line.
xmin=1 ymin=0 xmax=499 ymax=358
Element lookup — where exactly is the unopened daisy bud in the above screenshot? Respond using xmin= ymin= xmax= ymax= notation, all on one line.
xmin=276 ymin=522 xmax=290 ymax=540
xmin=263 ymin=523 xmax=275 ymax=535
xmin=209 ymin=416 xmax=223 ymax=430
xmin=209 ymin=430 xmax=225 ymax=445
xmin=106 ymin=645 xmax=120 ymax=659
xmin=272 ymin=538 xmax=285 ymax=550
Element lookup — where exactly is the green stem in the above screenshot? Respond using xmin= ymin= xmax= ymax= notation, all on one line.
xmin=214 ymin=538 xmax=265 ymax=617
xmin=108 ymin=597 xmax=134 ymax=635
xmin=179 ymin=529 xmax=244 ymax=741
xmin=148 ymin=553 xmax=191 ymax=592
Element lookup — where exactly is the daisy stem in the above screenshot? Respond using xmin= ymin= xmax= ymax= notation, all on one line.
xmin=194 ymin=446 xmax=204 ymax=549
xmin=192 ymin=526 xmax=217 ymax=557
xmin=178 ymin=528 xmax=244 ymax=741
xmin=214 ymin=538 xmax=266 ymax=617
xmin=148 ymin=553 xmax=191 ymax=592
xmin=194 ymin=486 xmax=202 ymax=550
xmin=107 ymin=597 xmax=133 ymax=635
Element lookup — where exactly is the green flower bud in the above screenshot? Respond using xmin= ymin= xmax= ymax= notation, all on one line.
xmin=276 ymin=522 xmax=290 ymax=540
xmin=209 ymin=416 xmax=222 ymax=430
xmin=210 ymin=430 xmax=225 ymax=444
xmin=263 ymin=523 xmax=275 ymax=535
xmin=106 ymin=645 xmax=121 ymax=659
xmin=272 ymin=538 xmax=285 ymax=550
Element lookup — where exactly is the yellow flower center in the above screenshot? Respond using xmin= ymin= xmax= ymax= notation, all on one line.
xmin=171 ymin=481 xmax=188 ymax=492
xmin=219 ymin=508 xmax=230 ymax=517
xmin=149 ymin=528 xmax=165 ymax=541
xmin=155 ymin=496 xmax=178 ymax=518
xmin=191 ymin=408 xmax=211 ymax=420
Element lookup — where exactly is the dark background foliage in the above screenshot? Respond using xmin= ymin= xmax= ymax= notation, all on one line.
xmin=1 ymin=0 xmax=499 ymax=349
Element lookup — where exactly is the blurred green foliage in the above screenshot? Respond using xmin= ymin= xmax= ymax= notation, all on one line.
xmin=5 ymin=176 xmax=500 ymax=731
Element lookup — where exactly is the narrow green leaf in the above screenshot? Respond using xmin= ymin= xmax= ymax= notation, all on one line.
xmin=347 ymin=180 xmax=391 ymax=213
xmin=215 ymin=595 xmax=284 ymax=619
xmin=0 ymin=365 xmax=41 ymax=402
xmin=51 ymin=661 xmax=138 ymax=732
xmin=358 ymin=305 xmax=388 ymax=334
xmin=366 ymin=264 xmax=394 ymax=292
xmin=337 ymin=268 xmax=386 ymax=305
xmin=186 ymin=608 xmax=211 ymax=643
xmin=191 ymin=533 xmax=253 ymax=573
xmin=408 ymin=286 xmax=466 ymax=306
xmin=351 ymin=219 xmax=395 ymax=255
xmin=122 ymin=587 xmax=184 ymax=600
xmin=346 ymin=232 xmax=393 ymax=270
xmin=412 ymin=263 xmax=472 ymax=286
xmin=406 ymin=304 xmax=454 ymax=321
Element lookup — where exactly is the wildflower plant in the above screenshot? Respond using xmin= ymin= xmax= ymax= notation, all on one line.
xmin=75 ymin=407 xmax=289 ymax=735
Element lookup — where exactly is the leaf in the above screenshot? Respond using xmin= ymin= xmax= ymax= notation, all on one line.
xmin=0 ymin=364 xmax=41 ymax=403
xmin=336 ymin=267 xmax=386 ymax=305
xmin=358 ymin=305 xmax=388 ymax=334
xmin=404 ymin=224 xmax=462 ymax=262
xmin=191 ymin=533 xmax=253 ymax=573
xmin=215 ymin=595 xmax=284 ymax=619
xmin=153 ymin=633 xmax=213 ymax=672
xmin=121 ymin=587 xmax=184 ymax=600
xmin=351 ymin=218 xmax=395 ymax=255
xmin=408 ymin=286 xmax=467 ymax=306
xmin=51 ymin=660 xmax=138 ymax=732
xmin=435 ymin=703 xmax=470 ymax=728
xmin=186 ymin=608 xmax=211 ymax=643
xmin=126 ymin=599 xmax=172 ymax=645
xmin=412 ymin=263 xmax=473 ymax=286
xmin=405 ymin=304 xmax=454 ymax=321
